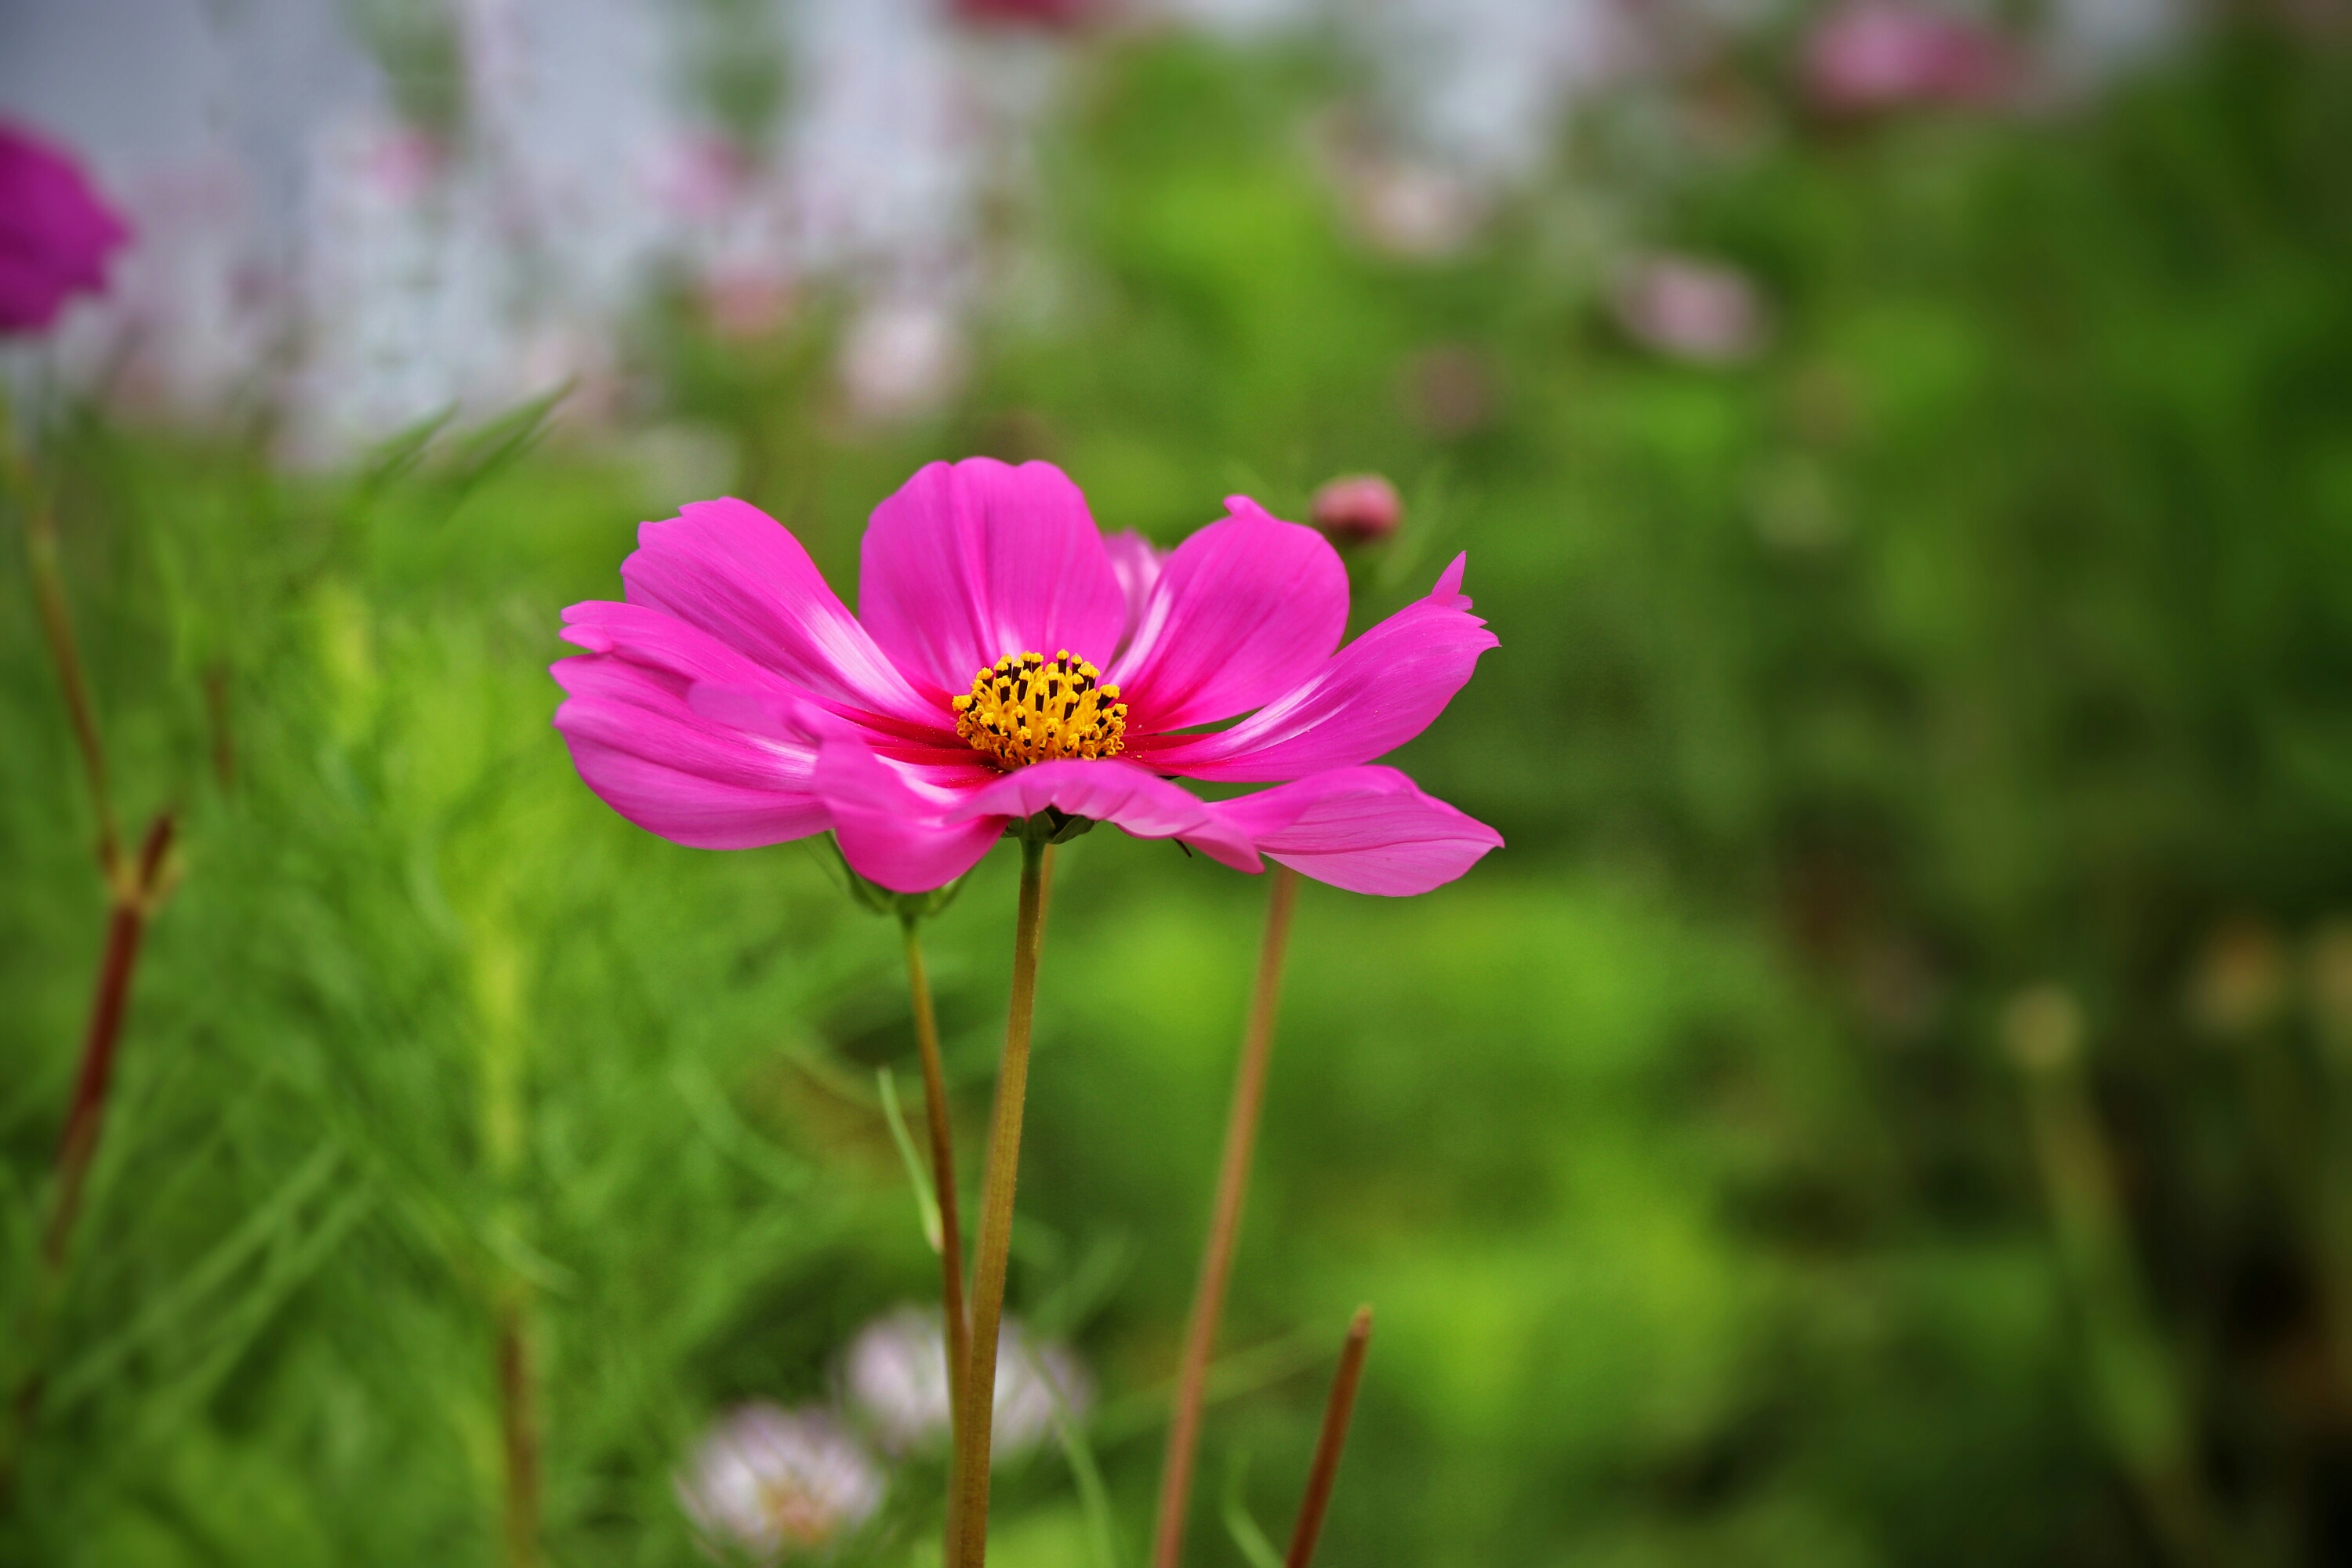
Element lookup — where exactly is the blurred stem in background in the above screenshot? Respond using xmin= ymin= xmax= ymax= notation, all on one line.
xmin=2313 ymin=926 xmax=2352 ymax=1395
xmin=1154 ymin=866 xmax=1301 ymax=1568
xmin=952 ymin=833 xmax=1050 ymax=1567
xmin=2005 ymin=986 xmax=2217 ymax=1567
xmin=470 ymin=909 xmax=539 ymax=1568
xmin=0 ymin=401 xmax=181 ymax=1506
xmin=1283 ymin=1305 xmax=1371 ymax=1568
xmin=902 ymin=910 xmax=971 ymax=1558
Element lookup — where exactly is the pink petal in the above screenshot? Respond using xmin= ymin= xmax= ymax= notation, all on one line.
xmin=946 ymin=760 xmax=1262 ymax=872
xmin=857 ymin=459 xmax=1127 ymax=700
xmin=1138 ymin=554 xmax=1496 ymax=782
xmin=552 ymin=654 xmax=831 ymax=850
xmin=1110 ymin=498 xmax=1348 ymax=733
xmin=1208 ymin=766 xmax=1501 ymax=895
xmin=618 ymin=498 xmax=939 ymax=733
xmin=814 ymin=733 xmax=1005 ymax=893
xmin=1103 ymin=529 xmax=1163 ymax=661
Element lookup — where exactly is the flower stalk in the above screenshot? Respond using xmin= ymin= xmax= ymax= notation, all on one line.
xmin=2 ymin=413 xmax=185 ymax=1504
xmin=902 ymin=913 xmax=971 ymax=1556
xmin=23 ymin=504 xmax=121 ymax=879
xmin=1285 ymin=1305 xmax=1372 ymax=1568
xmin=45 ymin=811 xmax=176 ymax=1265
xmin=950 ymin=833 xmax=1050 ymax=1566
xmin=2005 ymin=987 xmax=2215 ymax=1567
xmin=1153 ymin=865 xmax=1301 ymax=1568
xmin=493 ymin=1291 xmax=543 ymax=1568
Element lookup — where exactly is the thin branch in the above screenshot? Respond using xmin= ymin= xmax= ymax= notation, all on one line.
xmin=1152 ymin=866 xmax=1301 ymax=1568
xmin=1284 ymin=1307 xmax=1372 ymax=1568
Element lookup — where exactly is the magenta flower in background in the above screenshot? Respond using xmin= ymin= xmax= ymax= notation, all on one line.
xmin=554 ymin=459 xmax=1501 ymax=895
xmin=0 ymin=119 xmax=132 ymax=335
xmin=1803 ymin=2 xmax=2025 ymax=115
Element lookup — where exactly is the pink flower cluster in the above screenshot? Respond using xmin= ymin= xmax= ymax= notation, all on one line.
xmin=554 ymin=459 xmax=1501 ymax=895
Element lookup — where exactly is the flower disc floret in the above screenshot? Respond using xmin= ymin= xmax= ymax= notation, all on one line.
xmin=953 ymin=650 xmax=1127 ymax=770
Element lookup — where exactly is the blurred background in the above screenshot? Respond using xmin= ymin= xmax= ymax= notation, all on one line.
xmin=5 ymin=0 xmax=2352 ymax=1563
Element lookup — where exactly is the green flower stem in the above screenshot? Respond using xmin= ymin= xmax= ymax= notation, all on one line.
xmin=1284 ymin=1306 xmax=1372 ymax=1568
xmin=496 ymin=1291 xmax=540 ymax=1568
xmin=952 ymin=834 xmax=1050 ymax=1567
xmin=902 ymin=914 xmax=971 ymax=1559
xmin=3 ymin=427 xmax=120 ymax=885
xmin=1152 ymin=865 xmax=1301 ymax=1568
xmin=2010 ymin=1002 xmax=2215 ymax=1567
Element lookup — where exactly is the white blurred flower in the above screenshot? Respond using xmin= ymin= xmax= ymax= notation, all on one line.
xmin=674 ymin=1403 xmax=884 ymax=1562
xmin=843 ymin=1306 xmax=1094 ymax=1463
xmin=838 ymin=295 xmax=967 ymax=423
xmin=1610 ymin=253 xmax=1767 ymax=366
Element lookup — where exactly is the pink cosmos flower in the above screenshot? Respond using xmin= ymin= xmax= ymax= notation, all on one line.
xmin=0 ymin=120 xmax=132 ymax=335
xmin=553 ymin=459 xmax=1501 ymax=895
xmin=1803 ymin=2 xmax=2024 ymax=116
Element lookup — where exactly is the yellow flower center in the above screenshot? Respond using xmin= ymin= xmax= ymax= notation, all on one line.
xmin=952 ymin=650 xmax=1127 ymax=769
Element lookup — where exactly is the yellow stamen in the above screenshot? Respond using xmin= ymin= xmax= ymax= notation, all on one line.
xmin=951 ymin=649 xmax=1127 ymax=770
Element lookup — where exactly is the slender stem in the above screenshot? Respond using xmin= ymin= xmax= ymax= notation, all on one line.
xmin=3 ymin=812 xmax=175 ymax=1509
xmin=44 ymin=812 xmax=175 ymax=1265
xmin=2011 ymin=1006 xmax=2214 ymax=1567
xmin=22 ymin=504 xmax=121 ymax=881
xmin=1152 ymin=865 xmax=1301 ymax=1568
xmin=496 ymin=1293 xmax=541 ymax=1568
xmin=1283 ymin=1307 xmax=1372 ymax=1568
xmin=902 ymin=914 xmax=971 ymax=1560
xmin=951 ymin=835 xmax=1049 ymax=1568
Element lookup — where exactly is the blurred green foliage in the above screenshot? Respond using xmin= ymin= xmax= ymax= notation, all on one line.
xmin=6 ymin=18 xmax=2352 ymax=1568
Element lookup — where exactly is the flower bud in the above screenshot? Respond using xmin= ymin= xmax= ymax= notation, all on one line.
xmin=1310 ymin=474 xmax=1404 ymax=545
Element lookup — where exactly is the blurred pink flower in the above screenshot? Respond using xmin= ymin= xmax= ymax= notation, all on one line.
xmin=951 ymin=0 xmax=1098 ymax=29
xmin=553 ymin=459 xmax=1501 ymax=895
xmin=0 ymin=119 xmax=132 ymax=335
xmin=655 ymin=133 xmax=753 ymax=223
xmin=360 ymin=128 xmax=450 ymax=205
xmin=702 ymin=264 xmax=796 ymax=340
xmin=1803 ymin=2 xmax=2025 ymax=114
xmin=1611 ymin=254 xmax=1767 ymax=365
xmin=843 ymin=1306 xmax=1094 ymax=1461
xmin=1311 ymin=474 xmax=1404 ymax=545
xmin=675 ymin=1404 xmax=884 ymax=1560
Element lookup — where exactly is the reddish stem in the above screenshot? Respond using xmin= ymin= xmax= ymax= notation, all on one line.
xmin=23 ymin=506 xmax=121 ymax=880
xmin=43 ymin=813 xmax=175 ymax=1266
xmin=1284 ymin=1307 xmax=1373 ymax=1568
xmin=1152 ymin=865 xmax=1301 ymax=1568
